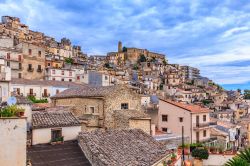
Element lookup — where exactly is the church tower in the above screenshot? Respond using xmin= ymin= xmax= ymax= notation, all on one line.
xmin=118 ymin=41 xmax=122 ymax=52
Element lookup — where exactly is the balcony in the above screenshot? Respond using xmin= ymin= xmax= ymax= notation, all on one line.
xmin=37 ymin=68 xmax=43 ymax=72
xmin=27 ymin=93 xmax=36 ymax=97
xmin=42 ymin=93 xmax=50 ymax=97
xmin=193 ymin=122 xmax=210 ymax=130
xmin=27 ymin=67 xmax=34 ymax=72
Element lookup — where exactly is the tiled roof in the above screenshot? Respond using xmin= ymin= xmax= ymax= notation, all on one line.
xmin=32 ymin=111 xmax=81 ymax=129
xmin=11 ymin=78 xmax=87 ymax=88
xmin=160 ymin=98 xmax=211 ymax=113
xmin=27 ymin=141 xmax=91 ymax=166
xmin=78 ymin=129 xmax=170 ymax=166
xmin=51 ymin=85 xmax=124 ymax=99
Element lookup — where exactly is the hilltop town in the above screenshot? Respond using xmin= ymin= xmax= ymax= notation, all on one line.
xmin=0 ymin=16 xmax=250 ymax=166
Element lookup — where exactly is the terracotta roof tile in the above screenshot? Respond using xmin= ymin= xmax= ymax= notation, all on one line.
xmin=32 ymin=111 xmax=81 ymax=129
xmin=160 ymin=98 xmax=211 ymax=113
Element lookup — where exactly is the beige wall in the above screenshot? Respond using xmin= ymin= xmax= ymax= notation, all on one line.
xmin=0 ymin=118 xmax=27 ymax=166
xmin=32 ymin=126 xmax=81 ymax=145
xmin=129 ymin=119 xmax=151 ymax=135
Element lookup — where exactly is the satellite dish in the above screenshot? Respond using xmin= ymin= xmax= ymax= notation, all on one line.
xmin=7 ymin=96 xmax=17 ymax=106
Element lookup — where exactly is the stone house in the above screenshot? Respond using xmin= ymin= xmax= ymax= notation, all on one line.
xmin=16 ymin=42 xmax=45 ymax=80
xmin=31 ymin=110 xmax=81 ymax=145
xmin=51 ymin=85 xmax=152 ymax=134
xmin=158 ymin=99 xmax=212 ymax=144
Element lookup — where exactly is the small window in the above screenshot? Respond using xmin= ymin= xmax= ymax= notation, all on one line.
xmin=203 ymin=130 xmax=207 ymax=137
xmin=89 ymin=107 xmax=95 ymax=114
xmin=29 ymin=49 xmax=32 ymax=55
xmin=29 ymin=89 xmax=33 ymax=95
xmin=7 ymin=53 xmax=10 ymax=59
xmin=179 ymin=117 xmax=183 ymax=122
xmin=18 ymin=55 xmax=22 ymax=61
xmin=51 ymin=128 xmax=62 ymax=142
xmin=69 ymin=79 xmax=72 ymax=82
xmin=105 ymin=76 xmax=108 ymax=80
xmin=18 ymin=73 xmax=22 ymax=78
xmin=28 ymin=64 xmax=32 ymax=69
xmin=52 ymin=78 xmax=55 ymax=81
xmin=121 ymin=103 xmax=128 ymax=109
xmin=69 ymin=71 xmax=72 ymax=76
xmin=61 ymin=78 xmax=64 ymax=81
xmin=48 ymin=63 xmax=51 ymax=66
xmin=77 ymin=76 xmax=80 ymax=80
xmin=38 ymin=65 xmax=41 ymax=70
xmin=61 ymin=71 xmax=64 ymax=75
xmin=162 ymin=115 xmax=168 ymax=122
xmin=19 ymin=63 xmax=22 ymax=69
xmin=38 ymin=51 xmax=41 ymax=57
xmin=7 ymin=61 xmax=10 ymax=67
xmin=203 ymin=115 xmax=206 ymax=122
xmin=162 ymin=128 xmax=168 ymax=132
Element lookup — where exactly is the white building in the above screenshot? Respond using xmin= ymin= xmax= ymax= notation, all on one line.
xmin=0 ymin=55 xmax=11 ymax=102
xmin=32 ymin=110 xmax=81 ymax=145
xmin=45 ymin=67 xmax=76 ymax=82
xmin=10 ymin=78 xmax=86 ymax=101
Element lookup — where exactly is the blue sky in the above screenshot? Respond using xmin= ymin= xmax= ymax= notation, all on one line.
xmin=0 ymin=0 xmax=250 ymax=90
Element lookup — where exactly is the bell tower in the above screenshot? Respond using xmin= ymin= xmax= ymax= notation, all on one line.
xmin=118 ymin=41 xmax=122 ymax=52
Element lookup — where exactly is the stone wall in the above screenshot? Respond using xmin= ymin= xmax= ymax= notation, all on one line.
xmin=0 ymin=117 xmax=27 ymax=166
xmin=129 ymin=119 xmax=151 ymax=135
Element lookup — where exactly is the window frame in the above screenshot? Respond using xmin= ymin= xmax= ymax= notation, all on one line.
xmin=121 ymin=103 xmax=129 ymax=109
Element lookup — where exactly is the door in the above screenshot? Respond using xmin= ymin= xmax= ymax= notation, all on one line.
xmin=196 ymin=115 xmax=199 ymax=127
xmin=196 ymin=132 xmax=200 ymax=143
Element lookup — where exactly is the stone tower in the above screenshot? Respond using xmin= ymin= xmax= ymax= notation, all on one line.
xmin=118 ymin=41 xmax=122 ymax=52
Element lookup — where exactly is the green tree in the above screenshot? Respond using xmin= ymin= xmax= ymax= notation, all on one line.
xmin=122 ymin=47 xmax=127 ymax=52
xmin=162 ymin=59 xmax=167 ymax=66
xmin=65 ymin=57 xmax=74 ymax=64
xmin=244 ymin=90 xmax=250 ymax=99
xmin=191 ymin=148 xmax=209 ymax=160
xmin=225 ymin=148 xmax=250 ymax=166
xmin=137 ymin=54 xmax=147 ymax=63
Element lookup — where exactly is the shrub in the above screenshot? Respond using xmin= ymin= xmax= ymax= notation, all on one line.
xmin=191 ymin=148 xmax=209 ymax=160
xmin=28 ymin=96 xmax=48 ymax=103
xmin=0 ymin=105 xmax=25 ymax=117
xmin=64 ymin=57 xmax=74 ymax=64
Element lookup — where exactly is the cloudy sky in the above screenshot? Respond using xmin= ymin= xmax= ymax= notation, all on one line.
xmin=0 ymin=0 xmax=250 ymax=90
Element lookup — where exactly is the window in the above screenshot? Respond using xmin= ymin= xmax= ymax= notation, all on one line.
xmin=121 ymin=103 xmax=128 ymax=109
xmin=29 ymin=89 xmax=33 ymax=95
xmin=51 ymin=128 xmax=62 ymax=142
xmin=77 ymin=76 xmax=80 ymax=80
xmin=69 ymin=71 xmax=72 ymax=76
xmin=7 ymin=53 xmax=10 ymax=59
xmin=61 ymin=78 xmax=64 ymax=81
xmin=52 ymin=78 xmax=55 ymax=81
xmin=89 ymin=107 xmax=95 ymax=114
xmin=162 ymin=115 xmax=168 ymax=122
xmin=48 ymin=63 xmax=51 ymax=67
xmin=28 ymin=49 xmax=32 ymax=55
xmin=162 ymin=128 xmax=168 ymax=132
xmin=18 ymin=55 xmax=22 ymax=61
xmin=203 ymin=115 xmax=206 ymax=122
xmin=203 ymin=130 xmax=207 ymax=137
xmin=69 ymin=79 xmax=72 ymax=82
xmin=38 ymin=51 xmax=41 ymax=57
xmin=105 ymin=76 xmax=108 ymax=80
xmin=179 ymin=117 xmax=183 ymax=122
xmin=61 ymin=71 xmax=64 ymax=75
xmin=7 ymin=61 xmax=10 ymax=67
xmin=18 ymin=73 xmax=22 ymax=78
xmin=28 ymin=64 xmax=32 ymax=70
xmin=52 ymin=70 xmax=55 ymax=74
xmin=19 ymin=63 xmax=22 ymax=69
xmin=38 ymin=65 xmax=41 ymax=70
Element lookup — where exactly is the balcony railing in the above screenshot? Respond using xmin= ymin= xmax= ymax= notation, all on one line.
xmin=193 ymin=122 xmax=210 ymax=130
xmin=27 ymin=67 xmax=34 ymax=72
xmin=42 ymin=93 xmax=50 ymax=97
xmin=199 ymin=136 xmax=217 ymax=143
xmin=37 ymin=68 xmax=43 ymax=72
xmin=27 ymin=93 xmax=36 ymax=97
